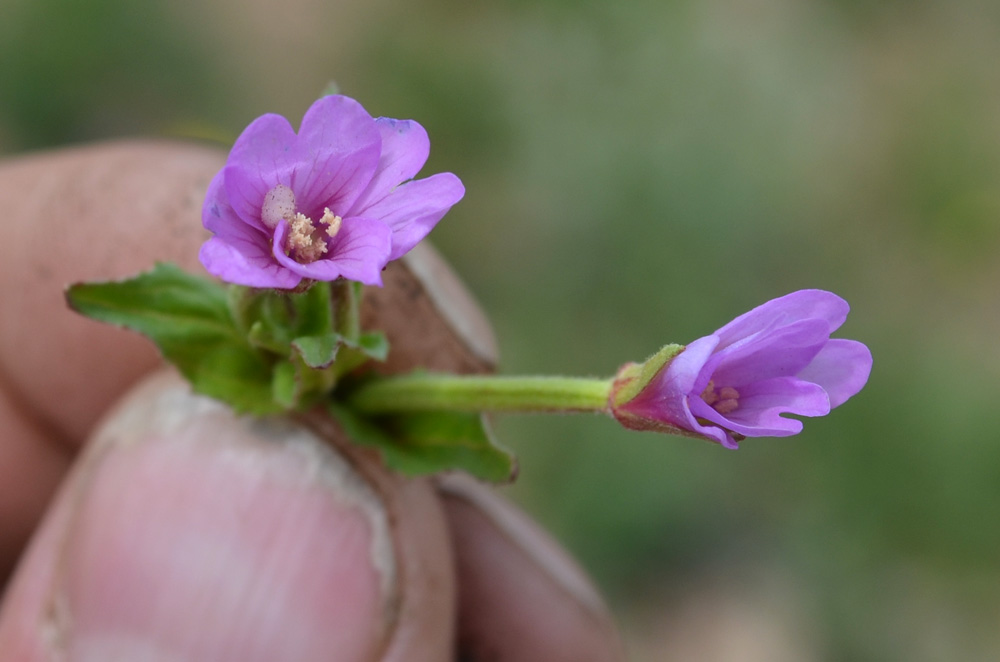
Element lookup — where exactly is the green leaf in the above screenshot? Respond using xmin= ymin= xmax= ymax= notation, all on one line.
xmin=67 ymin=263 xmax=279 ymax=414
xmin=327 ymin=404 xmax=517 ymax=483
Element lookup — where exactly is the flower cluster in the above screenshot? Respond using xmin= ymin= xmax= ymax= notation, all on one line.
xmin=199 ymin=95 xmax=464 ymax=289
xmin=611 ymin=290 xmax=872 ymax=448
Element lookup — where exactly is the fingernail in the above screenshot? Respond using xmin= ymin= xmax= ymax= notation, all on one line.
xmin=49 ymin=374 xmax=395 ymax=662
xmin=437 ymin=474 xmax=625 ymax=662
xmin=437 ymin=473 xmax=605 ymax=613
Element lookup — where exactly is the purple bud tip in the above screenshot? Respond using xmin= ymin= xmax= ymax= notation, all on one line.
xmin=612 ymin=290 xmax=873 ymax=448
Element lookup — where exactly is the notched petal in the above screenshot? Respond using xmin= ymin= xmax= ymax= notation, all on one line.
xmin=349 ymin=117 xmax=432 ymax=214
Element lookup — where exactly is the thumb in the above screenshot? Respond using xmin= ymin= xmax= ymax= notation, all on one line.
xmin=0 ymin=371 xmax=454 ymax=662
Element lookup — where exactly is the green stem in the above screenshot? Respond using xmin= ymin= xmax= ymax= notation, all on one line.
xmin=347 ymin=373 xmax=613 ymax=415
xmin=332 ymin=279 xmax=361 ymax=342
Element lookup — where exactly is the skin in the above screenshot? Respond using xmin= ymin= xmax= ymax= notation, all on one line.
xmin=0 ymin=141 xmax=624 ymax=661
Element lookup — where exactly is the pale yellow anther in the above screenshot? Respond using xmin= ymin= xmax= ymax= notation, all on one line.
xmin=321 ymin=207 xmax=343 ymax=239
xmin=701 ymin=381 xmax=741 ymax=415
xmin=714 ymin=398 xmax=739 ymax=415
xmin=287 ymin=213 xmax=327 ymax=263
xmin=701 ymin=380 xmax=718 ymax=405
xmin=262 ymin=186 xmax=337 ymax=264
xmin=719 ymin=387 xmax=740 ymax=401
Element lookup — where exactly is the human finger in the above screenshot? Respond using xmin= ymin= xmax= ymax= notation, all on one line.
xmin=0 ymin=370 xmax=456 ymax=661
xmin=0 ymin=142 xmax=222 ymax=580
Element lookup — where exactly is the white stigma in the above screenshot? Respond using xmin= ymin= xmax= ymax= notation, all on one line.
xmin=261 ymin=184 xmax=297 ymax=229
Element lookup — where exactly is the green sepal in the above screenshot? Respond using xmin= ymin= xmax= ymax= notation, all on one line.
xmin=327 ymin=403 xmax=517 ymax=483
xmin=66 ymin=262 xmax=280 ymax=414
xmin=609 ymin=343 xmax=684 ymax=408
xmin=355 ymin=332 xmax=389 ymax=361
xmin=332 ymin=280 xmax=363 ymax=341
xmin=239 ymin=281 xmax=336 ymax=354
xmin=292 ymin=333 xmax=342 ymax=369
xmin=293 ymin=280 xmax=336 ymax=337
xmin=272 ymin=361 xmax=299 ymax=410
xmin=248 ymin=320 xmax=291 ymax=354
xmin=329 ymin=331 xmax=389 ymax=376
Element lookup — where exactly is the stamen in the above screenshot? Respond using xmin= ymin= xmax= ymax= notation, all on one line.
xmin=718 ymin=387 xmax=740 ymax=401
xmin=287 ymin=213 xmax=327 ymax=263
xmin=701 ymin=381 xmax=741 ymax=415
xmin=261 ymin=186 xmax=336 ymax=265
xmin=321 ymin=207 xmax=343 ymax=239
xmin=261 ymin=184 xmax=296 ymax=229
xmin=714 ymin=398 xmax=739 ymax=414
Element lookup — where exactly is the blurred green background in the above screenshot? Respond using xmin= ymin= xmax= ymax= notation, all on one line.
xmin=3 ymin=0 xmax=1000 ymax=658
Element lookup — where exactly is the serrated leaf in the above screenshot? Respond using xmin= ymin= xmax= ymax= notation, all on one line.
xmin=68 ymin=262 xmax=233 ymax=337
xmin=327 ymin=404 xmax=517 ymax=482
xmin=67 ymin=263 xmax=279 ymax=414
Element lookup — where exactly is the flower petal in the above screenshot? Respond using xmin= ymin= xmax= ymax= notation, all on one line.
xmin=271 ymin=217 xmax=392 ymax=286
xmin=224 ymin=114 xmax=298 ymax=228
xmin=199 ymin=237 xmax=301 ymax=289
xmin=200 ymin=169 xmax=301 ymax=287
xmin=714 ymin=290 xmax=849 ymax=350
xmin=797 ymin=339 xmax=873 ymax=408
xmin=664 ymin=335 xmax=720 ymax=396
xmin=709 ymin=318 xmax=831 ymax=388
xmin=360 ymin=173 xmax=465 ymax=260
xmin=692 ymin=376 xmax=830 ymax=438
xmin=348 ymin=118 xmax=431 ymax=215
xmin=289 ymin=96 xmax=382 ymax=217
xmin=201 ymin=95 xmax=461 ymax=288
xmin=689 ymin=417 xmax=737 ymax=448
xmin=202 ymin=169 xmax=239 ymax=233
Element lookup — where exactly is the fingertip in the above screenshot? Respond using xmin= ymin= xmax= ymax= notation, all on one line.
xmin=0 ymin=141 xmax=223 ymax=444
xmin=1 ymin=373 xmax=393 ymax=661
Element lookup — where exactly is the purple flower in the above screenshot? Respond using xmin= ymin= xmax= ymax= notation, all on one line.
xmin=199 ymin=95 xmax=465 ymax=289
xmin=610 ymin=290 xmax=872 ymax=449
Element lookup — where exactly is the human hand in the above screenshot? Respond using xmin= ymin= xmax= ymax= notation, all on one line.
xmin=0 ymin=142 xmax=624 ymax=661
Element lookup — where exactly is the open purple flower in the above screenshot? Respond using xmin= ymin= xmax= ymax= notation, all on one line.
xmin=610 ymin=290 xmax=872 ymax=449
xmin=199 ymin=95 xmax=465 ymax=289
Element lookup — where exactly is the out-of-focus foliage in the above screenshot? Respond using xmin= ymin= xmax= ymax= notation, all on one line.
xmin=4 ymin=0 xmax=1000 ymax=658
